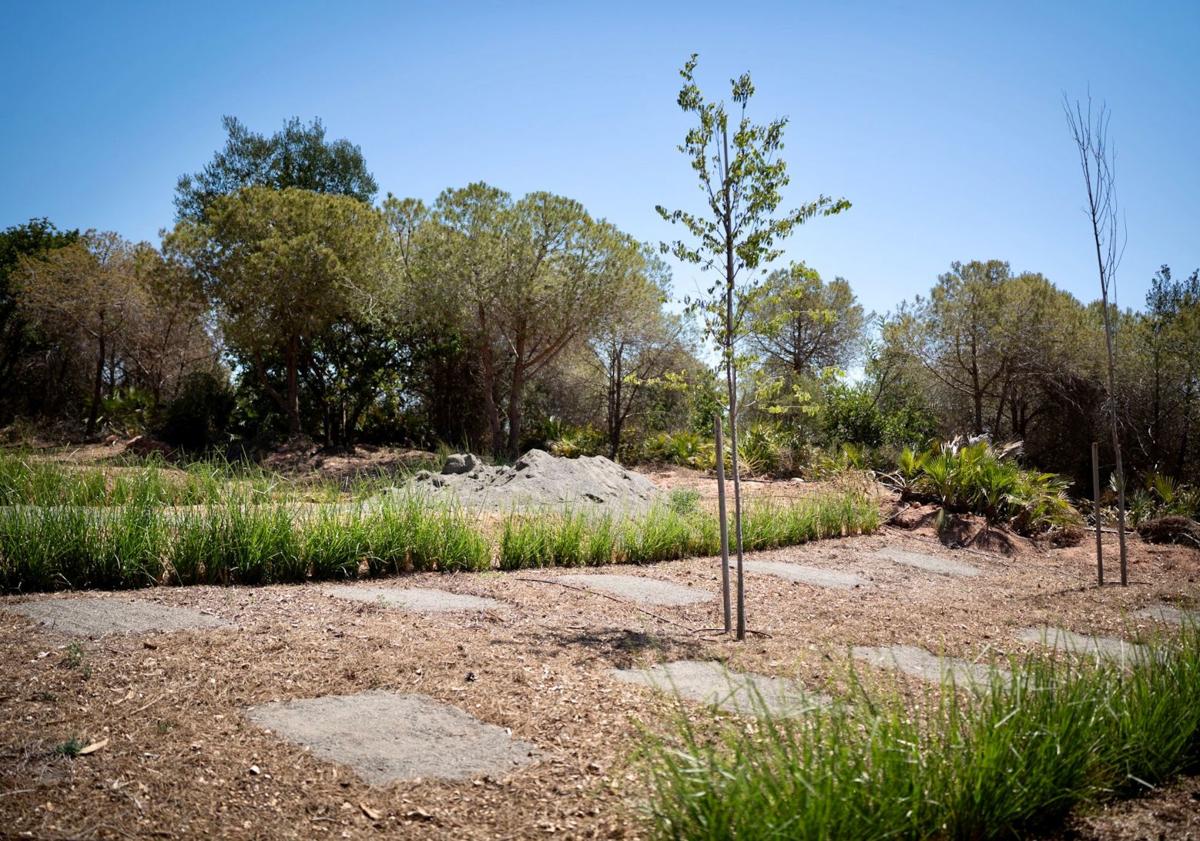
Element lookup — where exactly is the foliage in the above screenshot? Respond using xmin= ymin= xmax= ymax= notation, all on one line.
xmin=889 ymin=440 xmax=1080 ymax=534
xmin=744 ymin=262 xmax=864 ymax=380
xmin=388 ymin=183 xmax=648 ymax=457
xmin=0 ymin=218 xmax=80 ymax=421
xmin=168 ymin=187 xmax=397 ymax=435
xmin=640 ymin=625 xmax=1200 ymax=841
xmin=158 ymin=371 xmax=236 ymax=451
xmin=175 ymin=116 xmax=377 ymax=223
xmin=1127 ymin=473 xmax=1200 ymax=526
xmin=641 ymin=431 xmax=715 ymax=470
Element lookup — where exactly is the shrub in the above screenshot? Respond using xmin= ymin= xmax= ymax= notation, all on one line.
xmin=888 ymin=441 xmax=1080 ymax=534
xmin=158 ymin=372 xmax=235 ymax=452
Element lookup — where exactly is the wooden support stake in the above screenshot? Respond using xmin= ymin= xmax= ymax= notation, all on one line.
xmin=1092 ymin=441 xmax=1103 ymax=586
xmin=715 ymin=415 xmax=731 ymax=634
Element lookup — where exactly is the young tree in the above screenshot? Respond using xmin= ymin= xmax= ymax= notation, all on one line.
xmin=167 ymin=187 xmax=396 ymax=436
xmin=1065 ymin=94 xmax=1129 ymax=585
xmin=657 ymin=55 xmax=849 ymax=639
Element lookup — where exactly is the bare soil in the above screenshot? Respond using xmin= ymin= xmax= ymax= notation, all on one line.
xmin=1 ymin=473 xmax=1198 ymax=839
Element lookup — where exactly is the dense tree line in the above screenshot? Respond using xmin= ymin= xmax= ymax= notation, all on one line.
xmin=2 ymin=116 xmax=1195 ymax=492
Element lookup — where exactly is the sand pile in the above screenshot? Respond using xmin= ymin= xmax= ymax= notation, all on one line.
xmin=398 ymin=449 xmax=663 ymax=514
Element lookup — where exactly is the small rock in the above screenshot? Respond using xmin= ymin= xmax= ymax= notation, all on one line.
xmin=441 ymin=453 xmax=477 ymax=475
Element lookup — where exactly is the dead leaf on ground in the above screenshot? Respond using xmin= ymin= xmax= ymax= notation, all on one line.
xmin=78 ymin=738 xmax=108 ymax=755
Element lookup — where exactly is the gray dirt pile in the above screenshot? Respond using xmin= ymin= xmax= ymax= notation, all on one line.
xmin=398 ymin=449 xmax=663 ymax=515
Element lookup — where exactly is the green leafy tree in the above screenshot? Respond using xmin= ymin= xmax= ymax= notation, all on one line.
xmin=167 ymin=187 xmax=396 ymax=436
xmin=0 ymin=219 xmax=80 ymax=417
xmin=17 ymin=233 xmax=149 ymax=433
xmin=389 ymin=184 xmax=645 ymax=457
xmin=657 ymin=54 xmax=849 ymax=639
xmin=586 ymin=251 xmax=695 ymax=459
xmin=745 ymin=262 xmax=864 ymax=380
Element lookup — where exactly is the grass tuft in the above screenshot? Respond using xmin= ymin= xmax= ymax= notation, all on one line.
xmin=640 ymin=625 xmax=1200 ymax=840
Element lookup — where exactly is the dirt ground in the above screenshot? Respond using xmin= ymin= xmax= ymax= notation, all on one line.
xmin=1 ymin=477 xmax=1199 ymax=839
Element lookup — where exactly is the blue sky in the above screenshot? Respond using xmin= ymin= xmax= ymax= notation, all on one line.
xmin=2 ymin=1 xmax=1197 ymax=320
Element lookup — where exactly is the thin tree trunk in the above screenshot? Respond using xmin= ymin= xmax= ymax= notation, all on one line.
xmin=722 ymin=123 xmax=746 ymax=642
xmin=285 ymin=334 xmax=301 ymax=436
xmin=506 ymin=344 xmax=526 ymax=459
xmin=87 ymin=332 xmax=106 ymax=435
xmin=715 ymin=414 xmax=731 ymax=633
xmin=1092 ymin=441 xmax=1103 ymax=586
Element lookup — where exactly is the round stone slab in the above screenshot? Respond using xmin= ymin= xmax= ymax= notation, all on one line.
xmin=873 ymin=547 xmax=980 ymax=577
xmin=852 ymin=644 xmax=1007 ymax=686
xmin=326 ymin=585 xmax=504 ymax=613
xmin=742 ymin=560 xmax=868 ymax=589
xmin=246 ymin=690 xmax=537 ymax=784
xmin=1017 ymin=626 xmax=1147 ymax=661
xmin=2 ymin=597 xmax=229 ymax=637
xmin=610 ymin=660 xmax=826 ymax=716
xmin=553 ymin=574 xmax=708 ymax=606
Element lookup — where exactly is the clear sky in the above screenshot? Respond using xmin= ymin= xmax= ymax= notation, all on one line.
xmin=2 ymin=0 xmax=1197 ymax=320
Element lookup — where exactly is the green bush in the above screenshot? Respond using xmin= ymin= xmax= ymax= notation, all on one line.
xmin=158 ymin=371 xmax=235 ymax=452
xmin=1128 ymin=473 xmax=1200 ymax=525
xmin=890 ymin=441 xmax=1079 ymax=534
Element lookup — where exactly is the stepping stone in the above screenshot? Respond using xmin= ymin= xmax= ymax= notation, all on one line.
xmin=326 ymin=585 xmax=503 ymax=613
xmin=873 ymin=547 xmax=980 ymax=577
xmin=1135 ymin=604 xmax=1199 ymax=625
xmin=852 ymin=645 xmax=1006 ymax=686
xmin=610 ymin=660 xmax=826 ymax=716
xmin=554 ymin=574 xmax=708 ymax=606
xmin=247 ymin=691 xmax=537 ymax=784
xmin=2 ymin=597 xmax=228 ymax=637
xmin=742 ymin=560 xmax=868 ymax=589
xmin=1017 ymin=626 xmax=1147 ymax=661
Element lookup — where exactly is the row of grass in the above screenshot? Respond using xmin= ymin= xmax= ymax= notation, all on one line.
xmin=0 ymin=451 xmax=283 ymax=507
xmin=0 ymin=451 xmax=427 ymax=508
xmin=0 ymin=492 xmax=878 ymax=592
xmin=641 ymin=625 xmax=1200 ymax=840
xmin=498 ymin=493 xmax=878 ymax=570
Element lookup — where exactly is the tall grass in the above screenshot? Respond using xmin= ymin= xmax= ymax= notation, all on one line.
xmin=641 ymin=626 xmax=1200 ymax=840
xmin=0 ymin=485 xmax=878 ymax=591
xmin=497 ymin=492 xmax=878 ymax=570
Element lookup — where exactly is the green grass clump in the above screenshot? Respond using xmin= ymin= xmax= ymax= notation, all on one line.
xmin=641 ymin=626 xmax=1200 ymax=841
xmin=364 ymin=496 xmax=489 ymax=574
xmin=0 ymin=504 xmax=169 ymax=590
xmin=303 ymin=509 xmax=368 ymax=580
xmin=499 ymin=511 xmax=593 ymax=569
xmin=170 ymin=503 xmax=300 ymax=585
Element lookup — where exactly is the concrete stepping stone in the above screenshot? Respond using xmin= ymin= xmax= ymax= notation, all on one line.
xmin=873 ymin=547 xmax=980 ymax=577
xmin=553 ymin=574 xmax=708 ymax=606
xmin=2 ymin=597 xmax=228 ymax=637
xmin=1135 ymin=604 xmax=1199 ymax=625
xmin=852 ymin=644 xmax=1006 ymax=686
xmin=1017 ymin=626 xmax=1147 ymax=661
xmin=246 ymin=690 xmax=537 ymax=784
xmin=326 ymin=585 xmax=504 ymax=613
xmin=610 ymin=660 xmax=826 ymax=716
xmin=742 ymin=560 xmax=868 ymax=589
